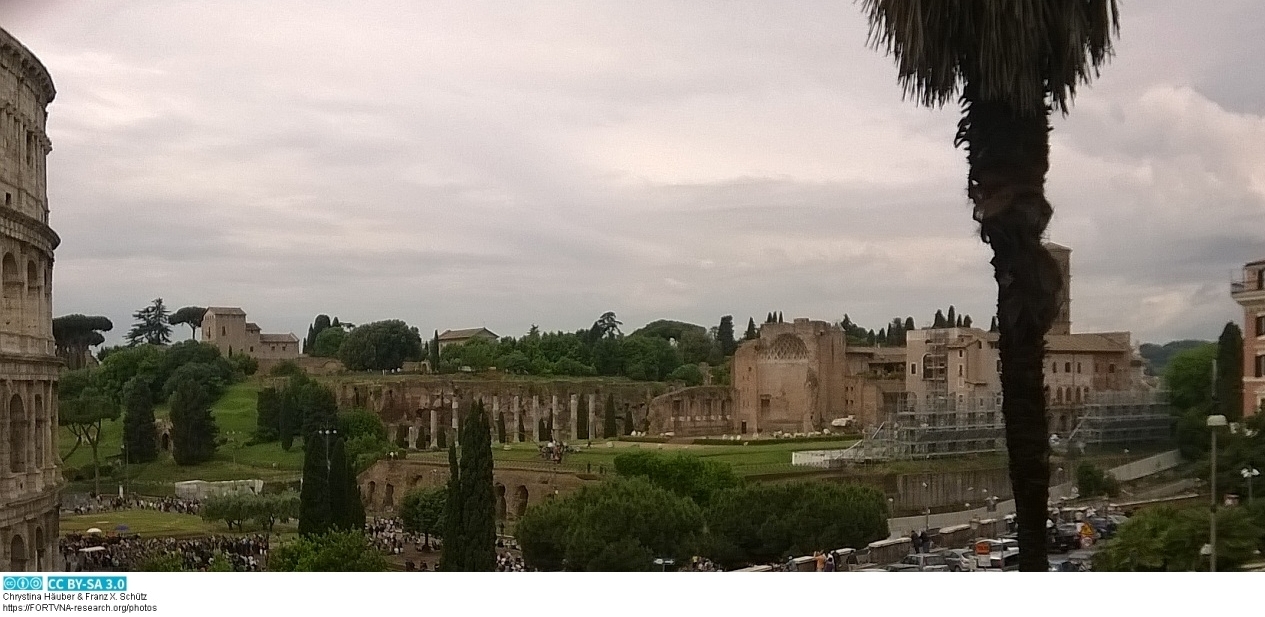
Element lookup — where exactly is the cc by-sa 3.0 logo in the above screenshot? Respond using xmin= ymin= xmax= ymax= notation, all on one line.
xmin=3 ymin=576 xmax=44 ymax=590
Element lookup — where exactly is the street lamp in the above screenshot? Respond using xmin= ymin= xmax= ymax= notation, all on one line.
xmin=1242 ymin=467 xmax=1261 ymax=504
xmin=317 ymin=428 xmax=338 ymax=477
xmin=120 ymin=444 xmax=128 ymax=499
xmin=1207 ymin=414 xmax=1227 ymax=573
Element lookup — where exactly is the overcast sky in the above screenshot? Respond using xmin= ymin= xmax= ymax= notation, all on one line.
xmin=3 ymin=1 xmax=1262 ymax=347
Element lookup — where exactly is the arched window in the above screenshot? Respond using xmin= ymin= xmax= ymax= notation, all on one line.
xmin=9 ymin=393 xmax=26 ymax=472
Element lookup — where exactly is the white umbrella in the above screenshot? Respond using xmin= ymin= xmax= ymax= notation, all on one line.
xmin=85 ymin=528 xmax=103 ymax=534
xmin=78 ymin=546 xmax=106 ymax=553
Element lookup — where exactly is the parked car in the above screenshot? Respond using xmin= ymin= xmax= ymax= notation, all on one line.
xmin=939 ymin=548 xmax=974 ymax=572
xmin=884 ymin=563 xmax=922 ymax=572
xmin=1086 ymin=517 xmax=1118 ymax=539
xmin=1048 ymin=524 xmax=1081 ymax=553
xmin=898 ymin=552 xmax=950 ymax=572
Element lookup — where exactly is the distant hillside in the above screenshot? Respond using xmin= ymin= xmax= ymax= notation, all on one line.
xmin=1139 ymin=340 xmax=1213 ymax=376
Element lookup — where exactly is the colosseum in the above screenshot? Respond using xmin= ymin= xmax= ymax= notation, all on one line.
xmin=0 ymin=27 xmax=61 ymax=571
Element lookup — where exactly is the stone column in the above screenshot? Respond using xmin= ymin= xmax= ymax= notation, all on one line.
xmin=587 ymin=393 xmax=597 ymax=440
xmin=491 ymin=396 xmax=501 ymax=443
xmin=451 ymin=400 xmax=460 ymax=430
xmin=512 ymin=395 xmax=522 ymax=443
xmin=429 ymin=409 xmax=438 ymax=448
xmin=531 ymin=396 xmax=540 ymax=442
xmin=550 ymin=394 xmax=558 ymax=441
xmin=569 ymin=394 xmax=579 ymax=441
xmin=407 ymin=425 xmax=419 ymax=450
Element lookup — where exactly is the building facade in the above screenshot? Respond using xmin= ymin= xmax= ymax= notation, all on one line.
xmin=1232 ymin=259 xmax=1265 ymax=418
xmin=732 ymin=319 xmax=851 ymax=435
xmin=0 ymin=27 xmax=61 ymax=571
xmin=436 ymin=327 xmax=498 ymax=351
xmin=200 ymin=307 xmax=299 ymax=360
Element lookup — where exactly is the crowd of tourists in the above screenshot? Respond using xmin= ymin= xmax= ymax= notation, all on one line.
xmin=62 ymin=494 xmax=202 ymax=516
xmin=60 ymin=533 xmax=268 ymax=572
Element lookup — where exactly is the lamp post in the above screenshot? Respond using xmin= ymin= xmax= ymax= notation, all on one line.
xmin=1207 ymin=414 xmax=1227 ymax=573
xmin=318 ymin=428 xmax=338 ymax=479
xmin=1242 ymin=467 xmax=1260 ymax=504
xmin=120 ymin=444 xmax=128 ymax=499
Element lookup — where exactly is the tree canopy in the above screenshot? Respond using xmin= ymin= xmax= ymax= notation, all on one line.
xmin=52 ymin=314 xmax=113 ymax=370
xmin=338 ymin=320 xmax=423 ymax=371
xmin=168 ymin=306 xmax=207 ymax=340
xmin=125 ymin=298 xmax=172 ymax=346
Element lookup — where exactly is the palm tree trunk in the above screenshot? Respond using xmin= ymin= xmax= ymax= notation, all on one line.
xmin=961 ymin=81 xmax=1062 ymax=572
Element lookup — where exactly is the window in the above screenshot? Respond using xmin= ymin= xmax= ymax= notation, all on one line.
xmin=1108 ymin=363 xmax=1116 ymax=374
xmin=1076 ymin=362 xmax=1082 ymax=374
xmin=910 ymin=363 xmax=917 ymax=375
xmin=249 ymin=347 xmax=254 ymax=352
xmin=958 ymin=350 xmax=963 ymax=358
xmin=1256 ymin=315 xmax=1265 ymax=337
xmin=221 ymin=326 xmax=226 ymax=336
xmin=958 ymin=365 xmax=963 ymax=376
xmin=1064 ymin=362 xmax=1071 ymax=373
xmin=4 ymin=193 xmax=9 ymax=206
xmin=1257 ymin=355 xmax=1265 ymax=378
xmin=1052 ymin=362 xmax=1058 ymax=374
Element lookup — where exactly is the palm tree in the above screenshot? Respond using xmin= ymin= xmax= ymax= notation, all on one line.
xmin=862 ymin=0 xmax=1120 ymax=571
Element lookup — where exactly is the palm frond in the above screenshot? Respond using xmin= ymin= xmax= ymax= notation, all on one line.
xmin=862 ymin=0 xmax=1120 ymax=116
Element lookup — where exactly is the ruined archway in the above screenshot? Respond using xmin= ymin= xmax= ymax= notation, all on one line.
xmin=367 ymin=481 xmax=378 ymax=506
xmin=33 ymin=394 xmax=44 ymax=468
xmin=495 ymin=484 xmax=507 ymax=520
xmin=9 ymin=534 xmax=27 ymax=572
xmin=513 ymin=485 xmax=529 ymax=518
xmin=384 ymin=483 xmax=395 ymax=509
xmin=160 ymin=432 xmax=171 ymax=451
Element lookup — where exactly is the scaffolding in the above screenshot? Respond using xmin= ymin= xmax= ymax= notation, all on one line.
xmin=1064 ymin=390 xmax=1173 ymax=447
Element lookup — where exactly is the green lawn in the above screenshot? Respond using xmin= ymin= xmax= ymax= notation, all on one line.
xmin=60 ymin=380 xmax=305 ymax=493
xmin=60 ymin=509 xmax=298 ymax=538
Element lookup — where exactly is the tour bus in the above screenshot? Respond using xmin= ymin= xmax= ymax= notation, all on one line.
xmin=973 ymin=538 xmax=1020 ymax=572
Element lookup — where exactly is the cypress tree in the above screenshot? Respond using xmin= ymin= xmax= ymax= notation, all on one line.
xmin=963 ymin=315 xmax=973 ymax=328
xmin=255 ymin=387 xmax=281 ymax=442
xmin=497 ymin=412 xmax=507 ymax=443
xmin=121 ymin=377 xmax=159 ymax=463
xmin=777 ymin=311 xmax=784 ymax=323
xmin=299 ymin=431 xmax=332 ymax=536
xmin=904 ymin=316 xmax=915 ymax=331
xmin=604 ymin=393 xmax=617 ymax=438
xmin=624 ymin=406 xmax=635 ymax=435
xmin=877 ymin=328 xmax=886 ymax=345
xmin=989 ymin=316 xmax=999 ymax=332
xmin=278 ymin=385 xmax=298 ymax=451
xmin=169 ymin=379 xmax=217 ymax=465
xmin=328 ymin=437 xmax=364 ymax=532
xmin=431 ymin=330 xmax=441 ymax=371
xmin=744 ymin=317 xmax=758 ymax=340
xmin=717 ymin=315 xmax=737 ymax=356
xmin=933 ymin=310 xmax=947 ymax=328
xmin=1217 ymin=322 xmax=1245 ymax=420
xmin=458 ymin=400 xmax=496 ymax=571
xmin=439 ymin=442 xmax=463 ymax=571
xmin=946 ymin=305 xmax=956 ymax=327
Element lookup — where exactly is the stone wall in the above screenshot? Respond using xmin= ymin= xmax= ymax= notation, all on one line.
xmin=645 ymin=386 xmax=732 ymax=437
xmin=326 ymin=376 xmax=667 ymax=448
xmin=0 ymin=26 xmax=60 ymax=572
xmin=357 ymin=458 xmax=597 ymax=518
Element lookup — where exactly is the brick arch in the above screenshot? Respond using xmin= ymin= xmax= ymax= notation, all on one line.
xmin=25 ymin=259 xmax=39 ymax=292
xmin=2 ymin=252 xmax=20 ymax=306
xmin=9 ymin=393 xmax=26 ymax=473
xmin=9 ymin=534 xmax=27 ymax=572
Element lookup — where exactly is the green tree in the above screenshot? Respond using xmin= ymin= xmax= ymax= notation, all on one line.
xmin=439 ymin=442 xmax=463 ymax=571
xmin=1094 ymin=506 xmax=1262 ymax=571
xmin=665 ymin=363 xmax=705 ymax=386
xmin=1075 ymin=461 xmax=1120 ymax=498
xmin=430 ymin=330 xmax=441 ymax=371
xmin=52 ymin=314 xmax=113 ymax=370
xmin=299 ymin=430 xmax=333 ymax=536
xmin=311 ymin=326 xmax=347 ymax=358
xmin=162 ymin=362 xmax=230 ymax=401
xmin=400 ymin=486 xmax=447 ymax=549
xmin=589 ymin=311 xmax=623 ymax=340
xmin=58 ymin=372 xmax=120 ymax=495
xmin=201 ymin=493 xmax=252 ymax=531
xmin=271 ymin=530 xmax=388 ymax=572
xmin=304 ymin=314 xmax=333 ymax=355
xmin=744 ymin=317 xmax=758 ymax=341
xmin=455 ymin=401 xmax=496 ymax=571
xmin=168 ymin=379 xmax=217 ymax=465
xmin=125 ymin=298 xmax=172 ymax=346
xmin=863 ymin=0 xmax=1121 ymax=571
xmin=1216 ymin=322 xmax=1245 ymax=421
xmin=705 ymin=482 xmax=890 ymax=569
xmin=717 ymin=315 xmax=737 ymax=356
xmin=94 ymin=344 xmax=164 ymax=404
xmin=517 ymin=477 xmax=704 ymax=571
xmin=338 ymin=320 xmax=423 ymax=371
xmin=168 ymin=306 xmax=207 ymax=340
xmin=613 ymin=451 xmax=741 ymax=507
xmin=339 ymin=408 xmax=393 ymax=473
xmin=121 ymin=376 xmax=158 ymax=464
xmin=933 ymin=309 xmax=947 ymax=328
xmin=599 ymin=393 xmax=615 ymax=439
xmin=1165 ymin=343 xmax=1217 ymax=411
xmin=255 ymin=387 xmax=281 ymax=442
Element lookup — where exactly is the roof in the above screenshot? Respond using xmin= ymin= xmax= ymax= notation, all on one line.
xmin=1045 ymin=333 xmax=1130 ymax=353
xmin=205 ymin=307 xmax=246 ymax=316
xmin=245 ymin=322 xmax=261 ymax=332
xmin=1043 ymin=242 xmax=1072 ymax=252
xmin=259 ymin=333 xmax=298 ymax=344
xmin=438 ymin=327 xmax=498 ymax=341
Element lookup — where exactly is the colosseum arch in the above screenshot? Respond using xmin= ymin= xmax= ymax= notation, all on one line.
xmin=513 ymin=485 xmax=529 ymax=518
xmin=9 ymin=534 xmax=26 ymax=572
xmin=2 ymin=252 xmax=19 ymax=304
xmin=33 ymin=393 xmax=44 ymax=468
xmin=9 ymin=393 xmax=26 ymax=473
xmin=494 ymin=484 xmax=507 ymax=520
xmin=25 ymin=259 xmax=38 ymax=293
xmin=33 ymin=527 xmax=44 ymax=570
xmin=760 ymin=334 xmax=809 ymax=361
